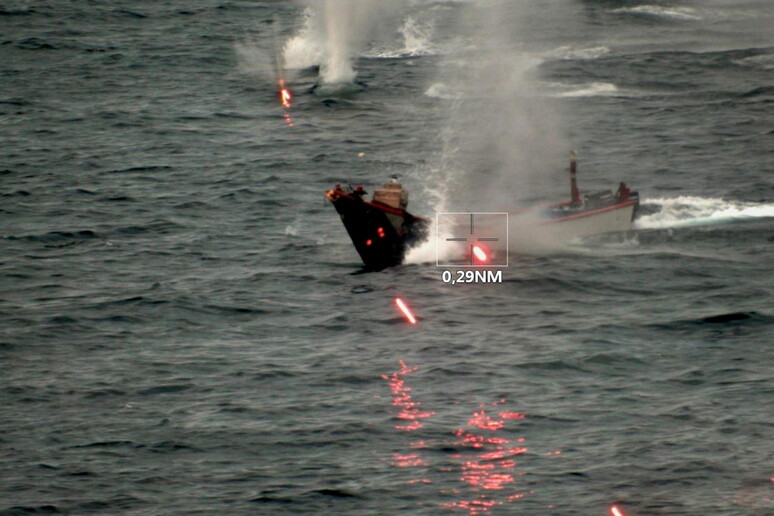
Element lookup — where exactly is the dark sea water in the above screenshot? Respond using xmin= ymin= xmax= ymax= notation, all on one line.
xmin=2 ymin=1 xmax=773 ymax=515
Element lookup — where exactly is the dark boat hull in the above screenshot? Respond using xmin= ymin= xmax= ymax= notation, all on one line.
xmin=326 ymin=188 xmax=429 ymax=270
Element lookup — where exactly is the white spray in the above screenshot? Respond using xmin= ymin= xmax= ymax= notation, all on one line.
xmin=442 ymin=0 xmax=568 ymax=210
xmin=407 ymin=0 xmax=569 ymax=263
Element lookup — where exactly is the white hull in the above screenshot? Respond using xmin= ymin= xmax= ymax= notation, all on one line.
xmin=506 ymin=202 xmax=636 ymax=253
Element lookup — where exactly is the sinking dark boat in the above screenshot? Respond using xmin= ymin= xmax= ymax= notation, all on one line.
xmin=325 ymin=179 xmax=429 ymax=270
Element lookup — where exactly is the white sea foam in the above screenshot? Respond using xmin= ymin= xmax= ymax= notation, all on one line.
xmin=547 ymin=45 xmax=611 ymax=61
xmin=734 ymin=53 xmax=774 ymax=71
xmin=613 ymin=5 xmax=701 ymax=22
xmin=368 ymin=16 xmax=436 ymax=58
xmin=424 ymin=82 xmax=458 ymax=100
xmin=635 ymin=197 xmax=774 ymax=230
xmin=556 ymin=82 xmax=620 ymax=98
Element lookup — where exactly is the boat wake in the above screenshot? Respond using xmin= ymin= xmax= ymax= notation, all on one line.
xmin=635 ymin=196 xmax=774 ymax=230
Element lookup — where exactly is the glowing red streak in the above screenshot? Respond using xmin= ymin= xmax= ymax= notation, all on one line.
xmin=610 ymin=506 xmax=626 ymax=516
xmin=395 ymin=297 xmax=417 ymax=325
xmin=472 ymin=244 xmax=488 ymax=263
xmin=278 ymin=79 xmax=292 ymax=108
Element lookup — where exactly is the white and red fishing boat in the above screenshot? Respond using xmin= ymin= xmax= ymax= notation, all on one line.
xmin=504 ymin=151 xmax=639 ymax=253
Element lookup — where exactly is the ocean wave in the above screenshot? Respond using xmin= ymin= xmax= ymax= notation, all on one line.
xmin=635 ymin=196 xmax=774 ymax=229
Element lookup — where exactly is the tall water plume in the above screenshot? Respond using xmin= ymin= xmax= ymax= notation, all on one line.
xmin=407 ymin=1 xmax=571 ymax=263
xmin=284 ymin=0 xmax=406 ymax=85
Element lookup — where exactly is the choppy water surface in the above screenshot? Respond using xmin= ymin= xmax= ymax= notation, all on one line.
xmin=2 ymin=1 xmax=773 ymax=514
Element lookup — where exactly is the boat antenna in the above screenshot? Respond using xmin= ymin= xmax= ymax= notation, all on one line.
xmin=569 ymin=150 xmax=581 ymax=204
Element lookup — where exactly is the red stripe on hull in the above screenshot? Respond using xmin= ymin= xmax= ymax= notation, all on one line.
xmin=543 ymin=199 xmax=637 ymax=224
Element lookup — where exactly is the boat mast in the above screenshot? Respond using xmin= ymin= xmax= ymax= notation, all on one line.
xmin=569 ymin=150 xmax=581 ymax=204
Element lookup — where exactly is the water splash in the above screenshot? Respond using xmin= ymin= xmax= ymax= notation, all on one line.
xmin=283 ymin=7 xmax=323 ymax=70
xmin=283 ymin=1 xmax=406 ymax=85
xmin=422 ymin=0 xmax=568 ymax=217
xmin=368 ymin=15 xmax=437 ymax=58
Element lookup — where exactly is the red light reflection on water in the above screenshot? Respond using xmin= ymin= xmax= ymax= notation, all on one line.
xmin=383 ymin=362 xmax=551 ymax=514
xmin=382 ymin=360 xmax=434 ymax=432
xmin=499 ymin=411 xmax=525 ymax=419
xmin=728 ymin=477 xmax=774 ymax=508
xmin=444 ymin=402 xmax=531 ymax=512
xmin=467 ymin=409 xmax=504 ymax=431
xmin=393 ymin=452 xmax=428 ymax=468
